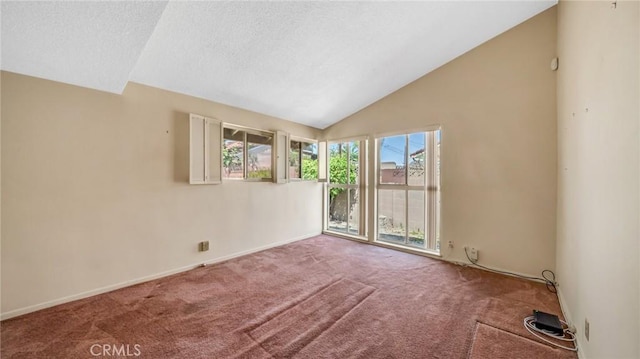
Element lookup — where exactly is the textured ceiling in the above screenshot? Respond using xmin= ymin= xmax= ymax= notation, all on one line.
xmin=2 ymin=1 xmax=555 ymax=129
xmin=1 ymin=1 xmax=168 ymax=93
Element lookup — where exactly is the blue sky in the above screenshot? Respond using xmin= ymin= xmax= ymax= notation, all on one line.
xmin=330 ymin=131 xmax=439 ymax=166
xmin=380 ymin=133 xmax=427 ymax=165
xmin=380 ymin=131 xmax=441 ymax=165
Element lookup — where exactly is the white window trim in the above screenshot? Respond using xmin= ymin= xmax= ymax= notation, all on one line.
xmin=373 ymin=127 xmax=442 ymax=253
xmin=275 ymin=131 xmax=289 ymax=184
xmin=222 ymin=123 xmax=275 ymax=182
xmin=289 ymin=136 xmax=319 ymax=182
xmin=324 ymin=138 xmax=368 ymax=239
xmin=318 ymin=141 xmax=327 ymax=182
xmin=372 ymin=125 xmax=441 ymax=139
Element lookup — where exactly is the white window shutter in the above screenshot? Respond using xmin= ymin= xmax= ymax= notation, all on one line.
xmin=205 ymin=118 xmax=222 ymax=184
xmin=190 ymin=114 xmax=206 ymax=184
xmin=189 ymin=113 xmax=221 ymax=185
xmin=274 ymin=131 xmax=289 ymax=183
xmin=318 ymin=141 xmax=327 ymax=182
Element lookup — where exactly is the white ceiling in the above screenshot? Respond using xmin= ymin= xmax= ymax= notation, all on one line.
xmin=1 ymin=1 xmax=168 ymax=94
xmin=2 ymin=1 xmax=556 ymax=129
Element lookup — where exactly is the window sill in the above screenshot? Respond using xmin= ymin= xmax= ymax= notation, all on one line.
xmin=289 ymin=179 xmax=319 ymax=183
xmin=322 ymin=231 xmax=443 ymax=259
xmin=373 ymin=239 xmax=441 ymax=257
xmin=222 ymin=178 xmax=273 ymax=183
xmin=322 ymin=230 xmax=368 ymax=243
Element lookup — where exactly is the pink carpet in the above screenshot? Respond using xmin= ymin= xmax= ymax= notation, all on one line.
xmin=469 ymin=322 xmax=572 ymax=359
xmin=1 ymin=235 xmax=578 ymax=358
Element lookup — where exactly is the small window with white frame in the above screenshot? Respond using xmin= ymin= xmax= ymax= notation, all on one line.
xmin=223 ymin=125 xmax=273 ymax=180
xmin=289 ymin=138 xmax=318 ymax=181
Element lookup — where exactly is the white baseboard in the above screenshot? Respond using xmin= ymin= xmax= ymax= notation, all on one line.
xmin=322 ymin=232 xmax=544 ymax=282
xmin=444 ymin=258 xmax=544 ymax=283
xmin=0 ymin=232 xmax=320 ymax=321
xmin=557 ymin=287 xmax=584 ymax=359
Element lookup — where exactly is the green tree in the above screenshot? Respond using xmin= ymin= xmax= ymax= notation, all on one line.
xmin=302 ymin=158 xmax=317 ymax=180
xmin=222 ymin=146 xmax=241 ymax=177
xmin=299 ymin=142 xmax=359 ymax=201
xmin=327 ymin=143 xmax=359 ymax=204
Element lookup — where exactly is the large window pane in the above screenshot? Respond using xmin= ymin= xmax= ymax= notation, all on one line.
xmin=380 ymin=135 xmax=406 ymax=184
xmin=377 ymin=189 xmax=406 ymax=245
xmin=301 ymin=142 xmax=318 ymax=180
xmin=328 ymin=187 xmax=348 ymax=233
xmin=290 ymin=140 xmax=301 ymax=179
xmin=349 ymin=141 xmax=359 ymax=184
xmin=408 ymin=190 xmax=426 ymax=248
xmin=329 ymin=143 xmax=348 ymax=184
xmin=408 ymin=133 xmax=425 ymax=186
xmin=247 ymin=133 xmax=272 ymax=179
xmin=326 ymin=139 xmax=366 ymax=237
xmin=376 ymin=130 xmax=440 ymax=253
xmin=223 ymin=128 xmax=244 ymax=179
xmin=348 ymin=189 xmax=359 ymax=235
xmin=436 ymin=189 xmax=441 ymax=251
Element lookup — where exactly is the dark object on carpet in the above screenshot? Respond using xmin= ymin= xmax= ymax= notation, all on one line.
xmin=533 ymin=309 xmax=564 ymax=336
xmin=1 ymin=235 xmax=578 ymax=358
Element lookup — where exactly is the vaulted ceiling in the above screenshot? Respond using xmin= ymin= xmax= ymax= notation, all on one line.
xmin=1 ymin=1 xmax=556 ymax=129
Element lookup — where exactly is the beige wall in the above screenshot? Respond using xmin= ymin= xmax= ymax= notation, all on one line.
xmin=324 ymin=8 xmax=558 ymax=277
xmin=0 ymin=66 xmax=3 ymax=313
xmin=0 ymin=72 xmax=323 ymax=317
xmin=556 ymin=1 xmax=639 ymax=358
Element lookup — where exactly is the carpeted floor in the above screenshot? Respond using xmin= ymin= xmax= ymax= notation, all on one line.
xmin=1 ymin=235 xmax=578 ymax=358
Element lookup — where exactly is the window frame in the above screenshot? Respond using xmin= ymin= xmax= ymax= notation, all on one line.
xmin=222 ymin=123 xmax=275 ymax=182
xmin=289 ymin=136 xmax=319 ymax=182
xmin=324 ymin=136 xmax=368 ymax=239
xmin=374 ymin=126 xmax=441 ymax=254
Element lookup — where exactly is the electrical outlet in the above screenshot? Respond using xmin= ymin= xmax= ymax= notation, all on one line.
xmin=584 ymin=318 xmax=590 ymax=341
xmin=465 ymin=246 xmax=479 ymax=262
xmin=469 ymin=248 xmax=479 ymax=261
xmin=448 ymin=241 xmax=454 ymax=248
xmin=198 ymin=241 xmax=209 ymax=252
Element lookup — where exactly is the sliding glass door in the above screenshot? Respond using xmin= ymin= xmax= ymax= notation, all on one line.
xmin=376 ymin=130 xmax=440 ymax=252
